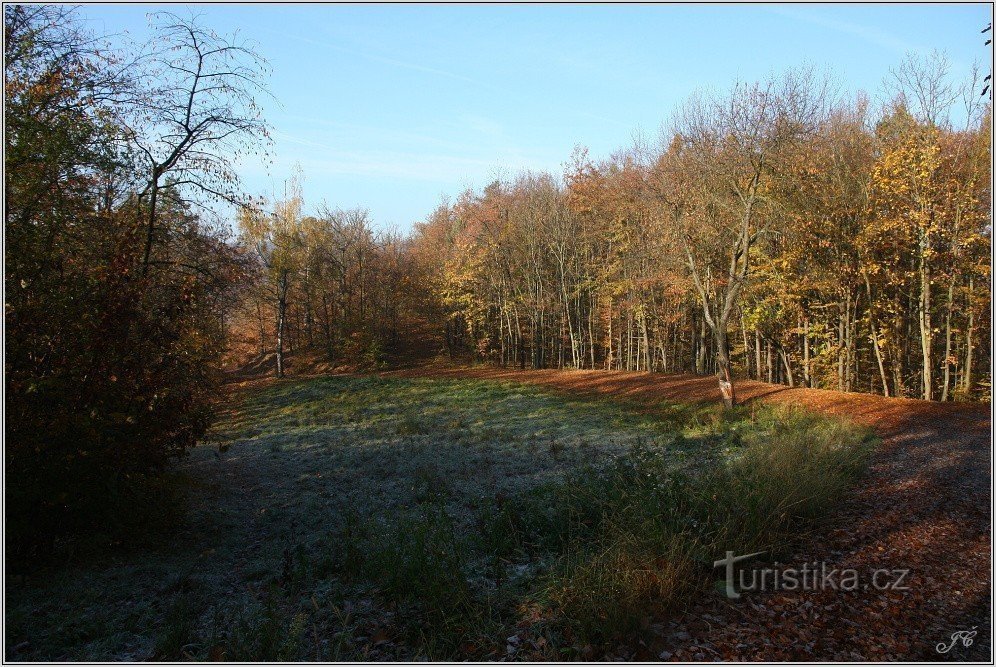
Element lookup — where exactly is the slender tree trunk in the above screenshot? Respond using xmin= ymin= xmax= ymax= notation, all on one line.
xmin=802 ymin=316 xmax=811 ymax=388
xmin=741 ymin=312 xmax=751 ymax=380
xmin=755 ymin=329 xmax=763 ymax=381
xmin=941 ymin=278 xmax=956 ymax=402
xmin=862 ymin=271 xmax=890 ymax=397
xmin=846 ymin=291 xmax=856 ymax=392
xmin=588 ymin=291 xmax=596 ymax=369
xmin=963 ymin=276 xmax=975 ymax=394
xmin=779 ymin=345 xmax=795 ymax=387
xmin=837 ymin=298 xmax=847 ymax=391
xmin=918 ymin=236 xmax=933 ymax=400
xmin=142 ymin=180 xmax=160 ymax=276
xmin=766 ymin=338 xmax=773 ymax=383
xmin=696 ymin=314 xmax=707 ymax=374
xmin=640 ymin=308 xmax=651 ymax=372
xmin=256 ymin=299 xmax=266 ymax=356
xmin=559 ymin=260 xmax=579 ymax=368
xmin=276 ymin=270 xmax=289 ymax=378
xmin=605 ymin=297 xmax=613 ymax=370
xmin=941 ymin=207 xmax=963 ymax=401
xmin=321 ymin=293 xmax=333 ymax=352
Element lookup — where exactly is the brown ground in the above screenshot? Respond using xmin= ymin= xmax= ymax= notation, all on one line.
xmin=384 ymin=364 xmax=992 ymax=661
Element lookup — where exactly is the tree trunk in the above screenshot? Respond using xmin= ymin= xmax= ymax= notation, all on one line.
xmin=141 ymin=180 xmax=160 ymax=276
xmin=605 ymin=297 xmax=613 ymax=370
xmin=588 ymin=291 xmax=596 ymax=369
xmin=802 ymin=316 xmax=811 ymax=388
xmin=766 ymin=338 xmax=773 ymax=383
xmin=779 ymin=345 xmax=795 ymax=387
xmin=863 ymin=271 xmax=890 ymax=397
xmin=276 ymin=270 xmax=289 ymax=378
xmin=755 ymin=329 xmax=763 ymax=381
xmin=963 ymin=275 xmax=974 ymax=394
xmin=695 ymin=313 xmax=707 ymax=375
xmin=714 ymin=325 xmax=735 ymax=408
xmin=741 ymin=312 xmax=751 ymax=379
xmin=941 ymin=277 xmax=956 ymax=401
xmin=256 ymin=299 xmax=266 ymax=356
xmin=640 ymin=308 xmax=651 ymax=372
xmin=918 ymin=238 xmax=933 ymax=400
xmin=941 ymin=207 xmax=963 ymax=401
xmin=837 ymin=298 xmax=847 ymax=391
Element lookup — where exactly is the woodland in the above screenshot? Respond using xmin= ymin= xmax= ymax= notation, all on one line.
xmin=6 ymin=2 xmax=992 ymax=546
xmin=4 ymin=6 xmax=992 ymax=661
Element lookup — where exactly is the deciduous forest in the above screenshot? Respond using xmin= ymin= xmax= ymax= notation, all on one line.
xmin=4 ymin=6 xmax=992 ymax=661
xmin=234 ymin=62 xmax=992 ymax=408
xmin=5 ymin=4 xmax=991 ymax=547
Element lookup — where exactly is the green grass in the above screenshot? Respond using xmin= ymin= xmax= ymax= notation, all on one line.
xmin=5 ymin=375 xmax=876 ymax=661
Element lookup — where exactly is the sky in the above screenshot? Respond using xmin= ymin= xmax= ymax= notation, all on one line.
xmin=78 ymin=3 xmax=992 ymax=231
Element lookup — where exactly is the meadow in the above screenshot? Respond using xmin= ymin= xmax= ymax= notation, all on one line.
xmin=6 ymin=375 xmax=874 ymax=661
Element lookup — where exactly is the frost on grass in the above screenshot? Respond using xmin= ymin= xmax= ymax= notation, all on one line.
xmin=5 ymin=376 xmax=871 ymax=661
xmin=5 ymin=377 xmax=681 ymax=660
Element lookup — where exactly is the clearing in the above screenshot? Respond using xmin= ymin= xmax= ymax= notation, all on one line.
xmin=4 ymin=367 xmax=989 ymax=661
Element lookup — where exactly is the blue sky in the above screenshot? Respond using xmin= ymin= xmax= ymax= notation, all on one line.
xmin=79 ymin=3 xmax=992 ymax=231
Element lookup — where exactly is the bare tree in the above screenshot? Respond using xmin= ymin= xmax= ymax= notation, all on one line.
xmin=129 ymin=11 xmax=272 ymax=276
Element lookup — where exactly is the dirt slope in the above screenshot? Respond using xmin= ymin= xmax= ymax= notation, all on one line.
xmin=385 ymin=364 xmax=992 ymax=661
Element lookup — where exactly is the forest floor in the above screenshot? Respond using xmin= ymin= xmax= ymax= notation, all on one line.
xmin=5 ymin=362 xmax=990 ymax=661
xmin=390 ymin=364 xmax=993 ymax=661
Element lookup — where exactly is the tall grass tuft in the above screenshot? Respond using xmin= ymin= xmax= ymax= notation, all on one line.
xmin=530 ymin=404 xmax=875 ymax=642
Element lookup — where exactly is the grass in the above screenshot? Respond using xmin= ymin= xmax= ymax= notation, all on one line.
xmin=5 ymin=375 xmax=875 ymax=661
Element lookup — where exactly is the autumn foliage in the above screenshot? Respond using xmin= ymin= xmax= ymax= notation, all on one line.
xmin=409 ymin=63 xmax=990 ymax=403
xmin=4 ymin=7 xmax=260 ymax=557
xmin=4 ymin=6 xmax=991 ymax=562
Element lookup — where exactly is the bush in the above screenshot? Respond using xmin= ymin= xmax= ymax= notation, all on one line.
xmin=4 ymin=5 xmax=248 ymax=565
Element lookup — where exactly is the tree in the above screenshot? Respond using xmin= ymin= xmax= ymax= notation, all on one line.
xmin=661 ymin=70 xmax=828 ymax=407
xmin=238 ymin=172 xmax=305 ymax=377
xmin=5 ymin=6 xmax=261 ymax=558
xmin=128 ymin=11 xmax=271 ymax=276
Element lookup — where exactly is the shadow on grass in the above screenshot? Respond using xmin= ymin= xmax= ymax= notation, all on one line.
xmin=6 ymin=374 xmax=876 ymax=661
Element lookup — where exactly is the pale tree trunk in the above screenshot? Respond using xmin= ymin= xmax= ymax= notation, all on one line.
xmin=845 ymin=290 xmax=855 ymax=392
xmin=755 ymin=330 xmax=763 ymax=381
xmin=766 ymin=338 xmax=773 ymax=383
xmin=863 ymin=272 xmax=890 ymax=397
xmin=962 ymin=275 xmax=975 ymax=394
xmin=918 ymin=229 xmax=933 ymax=400
xmin=558 ymin=256 xmax=579 ymax=368
xmin=802 ymin=316 xmax=811 ymax=388
xmin=640 ymin=308 xmax=651 ymax=372
xmin=779 ymin=344 xmax=795 ymax=387
xmin=837 ymin=301 xmax=846 ymax=392
xmin=713 ymin=326 xmax=735 ymax=409
xmin=695 ymin=315 xmax=707 ymax=374
xmin=941 ymin=207 xmax=962 ymax=402
xmin=588 ymin=291 xmax=596 ymax=369
xmin=741 ymin=313 xmax=751 ymax=380
xmin=941 ymin=278 xmax=956 ymax=401
xmin=681 ymin=184 xmax=756 ymax=408
xmin=605 ymin=297 xmax=613 ymax=370
xmin=276 ymin=269 xmax=289 ymax=378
